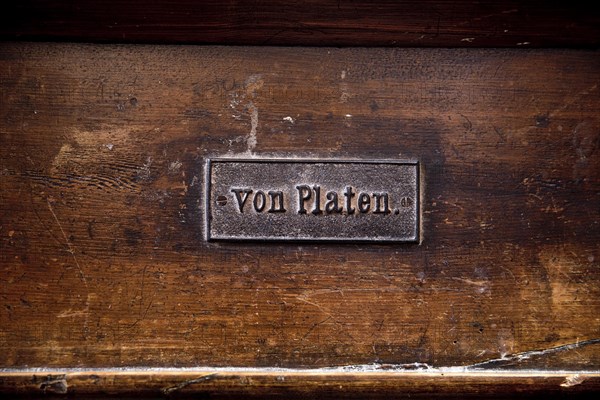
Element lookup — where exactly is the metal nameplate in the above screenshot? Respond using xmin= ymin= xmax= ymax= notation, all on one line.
xmin=205 ymin=159 xmax=420 ymax=242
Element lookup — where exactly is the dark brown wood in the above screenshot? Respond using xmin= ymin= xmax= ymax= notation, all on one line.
xmin=1 ymin=43 xmax=599 ymax=395
xmin=1 ymin=370 xmax=599 ymax=398
xmin=1 ymin=1 xmax=599 ymax=47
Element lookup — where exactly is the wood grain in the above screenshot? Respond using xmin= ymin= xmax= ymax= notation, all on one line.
xmin=1 ymin=43 xmax=599 ymax=394
xmin=1 ymin=1 xmax=599 ymax=47
xmin=1 ymin=370 xmax=599 ymax=398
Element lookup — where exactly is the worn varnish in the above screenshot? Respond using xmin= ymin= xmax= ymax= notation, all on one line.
xmin=2 ymin=1 xmax=599 ymax=48
xmin=1 ymin=370 xmax=599 ymax=398
xmin=0 ymin=43 xmax=599 ymax=395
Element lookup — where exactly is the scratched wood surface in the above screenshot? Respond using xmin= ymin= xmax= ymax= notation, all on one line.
xmin=2 ymin=0 xmax=599 ymax=48
xmin=2 ymin=371 xmax=599 ymax=398
xmin=1 ymin=43 xmax=599 ymax=395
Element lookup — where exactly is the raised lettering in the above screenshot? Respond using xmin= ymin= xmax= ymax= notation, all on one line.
xmin=372 ymin=192 xmax=391 ymax=214
xmin=312 ymin=185 xmax=322 ymax=215
xmin=231 ymin=188 xmax=252 ymax=213
xmin=253 ymin=190 xmax=266 ymax=212
xmin=268 ymin=191 xmax=286 ymax=213
xmin=325 ymin=191 xmax=343 ymax=213
xmin=358 ymin=192 xmax=371 ymax=213
xmin=296 ymin=185 xmax=311 ymax=214
xmin=344 ymin=186 xmax=356 ymax=215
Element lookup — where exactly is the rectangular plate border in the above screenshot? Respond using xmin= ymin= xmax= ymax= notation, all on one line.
xmin=204 ymin=158 xmax=420 ymax=243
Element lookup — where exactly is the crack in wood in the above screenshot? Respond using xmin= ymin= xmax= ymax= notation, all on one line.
xmin=465 ymin=338 xmax=600 ymax=369
xmin=162 ymin=373 xmax=218 ymax=395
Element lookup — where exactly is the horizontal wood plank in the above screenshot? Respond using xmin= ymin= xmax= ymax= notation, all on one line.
xmin=1 ymin=1 xmax=599 ymax=47
xmin=0 ymin=370 xmax=599 ymax=398
xmin=1 ymin=43 xmax=599 ymax=395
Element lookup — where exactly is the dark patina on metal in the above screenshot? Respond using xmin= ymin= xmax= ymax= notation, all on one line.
xmin=205 ymin=159 xmax=420 ymax=242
